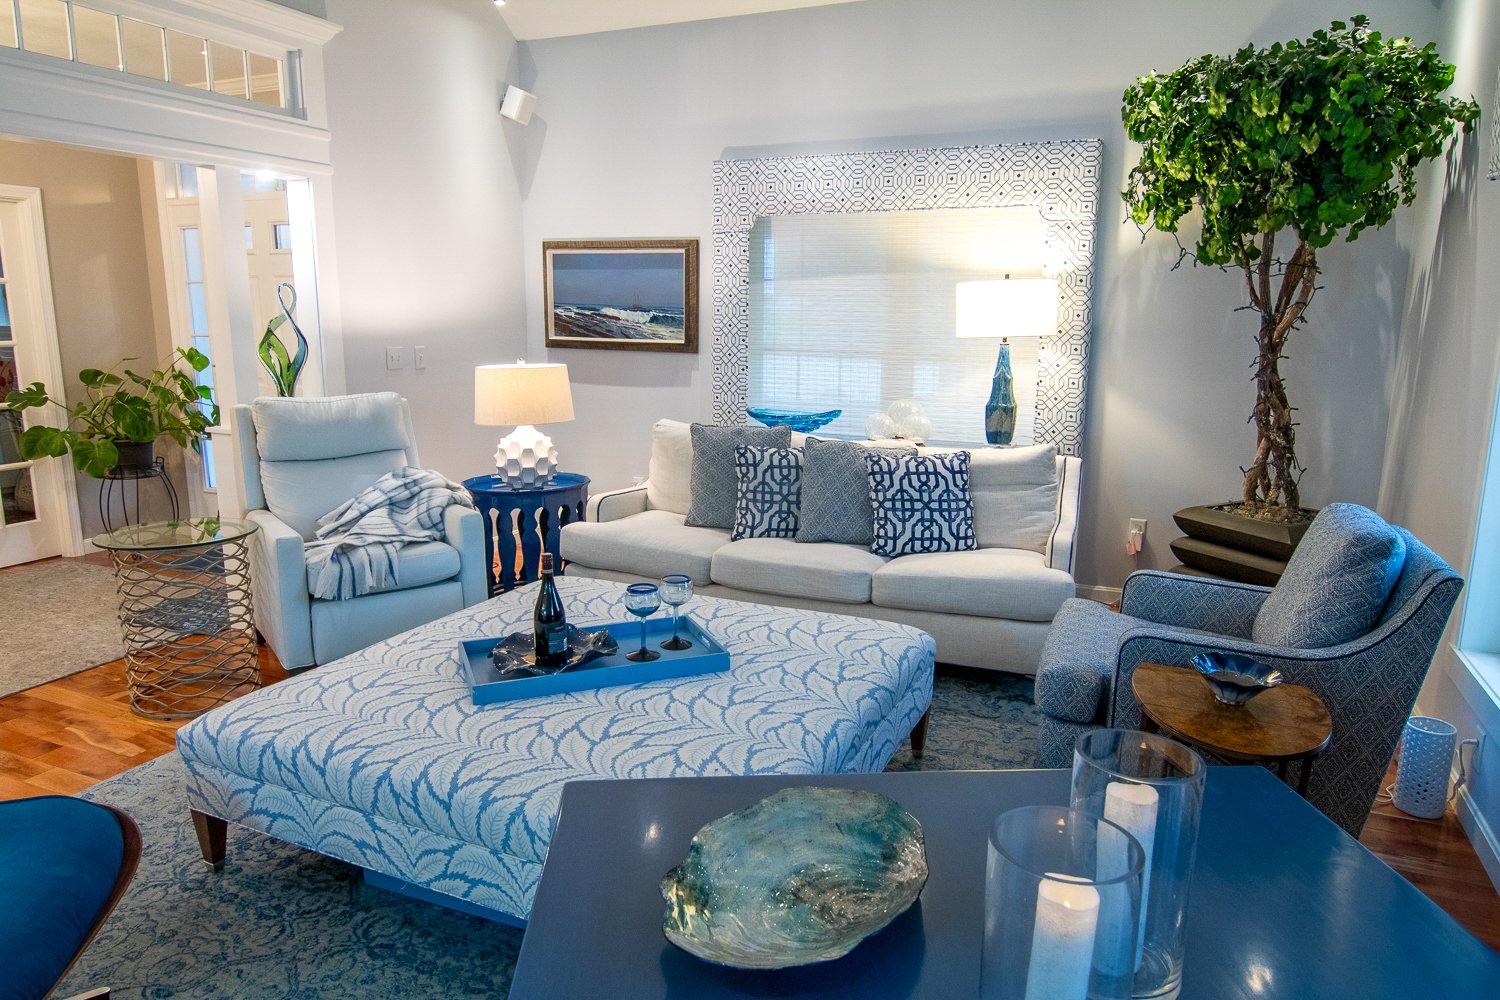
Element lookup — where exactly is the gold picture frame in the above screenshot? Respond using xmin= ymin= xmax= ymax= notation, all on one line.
xmin=543 ymin=239 xmax=699 ymax=353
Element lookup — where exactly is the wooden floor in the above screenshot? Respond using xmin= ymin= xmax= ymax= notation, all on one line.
xmin=1 ymin=559 xmax=1496 ymax=953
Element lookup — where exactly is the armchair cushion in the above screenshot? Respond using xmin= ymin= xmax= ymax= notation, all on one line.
xmin=303 ymin=539 xmax=459 ymax=597
xmin=1033 ymin=598 xmax=1137 ymax=724
xmin=1252 ymin=503 xmax=1406 ymax=649
xmin=1120 ymin=570 xmax=1270 ymax=637
xmin=260 ymin=450 xmax=409 ymax=540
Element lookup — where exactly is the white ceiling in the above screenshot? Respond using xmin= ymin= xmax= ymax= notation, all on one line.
xmin=496 ymin=0 xmax=867 ymax=41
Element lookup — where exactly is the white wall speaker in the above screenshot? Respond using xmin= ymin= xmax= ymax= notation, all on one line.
xmin=500 ymin=85 xmax=537 ymax=125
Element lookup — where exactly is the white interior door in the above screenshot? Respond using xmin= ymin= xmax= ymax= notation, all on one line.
xmin=0 ymin=185 xmax=80 ymax=566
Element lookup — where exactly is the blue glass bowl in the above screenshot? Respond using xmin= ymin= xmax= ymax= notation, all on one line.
xmin=1190 ymin=652 xmax=1283 ymax=706
xmin=745 ymin=407 xmax=842 ymax=433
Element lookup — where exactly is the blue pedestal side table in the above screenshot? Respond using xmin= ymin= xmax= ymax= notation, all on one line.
xmin=463 ymin=472 xmax=590 ymax=595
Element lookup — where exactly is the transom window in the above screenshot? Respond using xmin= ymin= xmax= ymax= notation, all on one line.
xmin=0 ymin=0 xmax=289 ymax=109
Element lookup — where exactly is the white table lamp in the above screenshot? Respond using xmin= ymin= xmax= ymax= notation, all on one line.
xmin=956 ymin=277 xmax=1058 ymax=445
xmin=474 ymin=362 xmax=575 ymax=487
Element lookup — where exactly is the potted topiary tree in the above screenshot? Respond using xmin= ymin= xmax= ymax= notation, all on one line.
xmin=3 ymin=346 xmax=219 ymax=477
xmin=1121 ymin=16 xmax=1479 ymax=580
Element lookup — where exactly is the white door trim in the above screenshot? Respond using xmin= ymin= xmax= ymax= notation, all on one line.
xmin=0 ymin=183 xmax=85 ymax=558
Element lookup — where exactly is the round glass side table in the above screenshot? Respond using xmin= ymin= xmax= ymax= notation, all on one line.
xmin=92 ymin=517 xmax=261 ymax=719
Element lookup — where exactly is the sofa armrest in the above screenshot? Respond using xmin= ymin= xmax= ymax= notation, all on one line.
xmin=1119 ymin=570 xmax=1270 ymax=638
xmin=1045 ymin=455 xmax=1083 ymax=573
xmin=444 ymin=505 xmax=489 ymax=607
xmin=589 ymin=484 xmax=650 ymax=523
xmin=245 ymin=508 xmax=314 ymax=670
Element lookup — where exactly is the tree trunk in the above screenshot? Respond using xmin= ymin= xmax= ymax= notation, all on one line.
xmin=1240 ymin=237 xmax=1318 ymax=512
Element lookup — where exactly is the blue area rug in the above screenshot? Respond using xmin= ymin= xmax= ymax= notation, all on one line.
xmin=59 ymin=668 xmax=1037 ymax=998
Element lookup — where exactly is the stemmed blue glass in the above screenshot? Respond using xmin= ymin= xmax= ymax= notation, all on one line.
xmin=623 ymin=583 xmax=661 ymax=662
xmin=659 ymin=574 xmax=694 ymax=650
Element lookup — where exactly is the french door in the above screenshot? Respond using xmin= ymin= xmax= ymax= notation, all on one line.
xmin=0 ymin=185 xmax=78 ymax=567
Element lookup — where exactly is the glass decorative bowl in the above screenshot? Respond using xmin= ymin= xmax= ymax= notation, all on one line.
xmin=745 ymin=406 xmax=842 ymax=433
xmin=489 ymin=624 xmax=617 ymax=679
xmin=1190 ymin=652 xmax=1284 ymax=706
xmin=661 ymin=786 xmax=928 ymax=969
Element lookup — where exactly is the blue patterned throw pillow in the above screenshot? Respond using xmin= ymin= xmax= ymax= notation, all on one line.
xmin=732 ymin=445 xmax=804 ymax=541
xmin=866 ymin=451 xmax=978 ymax=557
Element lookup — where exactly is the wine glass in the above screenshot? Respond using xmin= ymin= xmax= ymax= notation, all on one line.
xmin=659 ymin=574 xmax=694 ymax=650
xmin=623 ymin=583 xmax=661 ymax=662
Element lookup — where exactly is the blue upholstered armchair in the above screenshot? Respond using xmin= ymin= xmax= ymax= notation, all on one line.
xmin=233 ymin=392 xmax=488 ymax=669
xmin=1034 ymin=504 xmax=1462 ymax=835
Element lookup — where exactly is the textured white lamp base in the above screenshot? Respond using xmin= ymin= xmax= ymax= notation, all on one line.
xmin=494 ymin=425 xmax=559 ymax=487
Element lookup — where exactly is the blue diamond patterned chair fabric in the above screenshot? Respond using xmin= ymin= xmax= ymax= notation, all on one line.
xmin=1033 ymin=504 xmax=1462 ymax=835
xmin=233 ymin=392 xmax=488 ymax=669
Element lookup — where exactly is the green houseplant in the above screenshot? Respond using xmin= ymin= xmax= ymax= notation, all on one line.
xmin=1122 ymin=16 xmax=1479 ymax=521
xmin=4 ymin=347 xmax=219 ymax=477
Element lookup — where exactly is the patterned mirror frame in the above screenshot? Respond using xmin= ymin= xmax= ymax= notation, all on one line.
xmin=710 ymin=139 xmax=1102 ymax=456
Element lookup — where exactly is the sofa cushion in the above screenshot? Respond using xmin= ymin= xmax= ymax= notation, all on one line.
xmin=871 ymin=547 xmax=1075 ymax=621
xmin=561 ymin=509 xmax=729 ymax=585
xmin=646 ymin=419 xmax=693 ymax=515
xmin=867 ymin=450 xmax=978 ymax=557
xmin=732 ymin=446 xmax=803 ymax=541
xmin=797 ymin=438 xmax=916 ymax=545
xmin=1252 ymin=503 xmax=1406 ymax=649
xmin=685 ymin=424 xmax=792 ymax=529
xmin=711 ymin=537 xmax=889 ymax=604
xmin=305 ymin=539 xmax=460 ymax=597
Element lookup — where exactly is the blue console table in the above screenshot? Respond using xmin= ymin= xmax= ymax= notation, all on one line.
xmin=462 ymin=473 xmax=590 ymax=595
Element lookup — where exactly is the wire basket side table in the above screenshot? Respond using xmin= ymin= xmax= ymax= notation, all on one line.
xmin=93 ymin=518 xmax=261 ymax=719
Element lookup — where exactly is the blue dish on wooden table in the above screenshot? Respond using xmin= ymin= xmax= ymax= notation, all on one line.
xmin=1190 ymin=651 xmax=1284 ymax=706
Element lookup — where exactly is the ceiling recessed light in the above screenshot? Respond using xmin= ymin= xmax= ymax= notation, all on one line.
xmin=493 ymin=1 xmax=506 ymax=7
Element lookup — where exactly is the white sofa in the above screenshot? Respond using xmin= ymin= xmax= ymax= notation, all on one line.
xmin=560 ymin=420 xmax=1082 ymax=675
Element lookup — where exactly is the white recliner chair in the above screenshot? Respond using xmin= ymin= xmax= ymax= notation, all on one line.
xmin=233 ymin=392 xmax=487 ymax=669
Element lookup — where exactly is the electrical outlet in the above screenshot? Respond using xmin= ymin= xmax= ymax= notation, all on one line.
xmin=414 ymin=346 xmax=428 ymax=371
xmin=1129 ymin=518 xmax=1147 ymax=538
xmin=385 ymin=347 xmax=405 ymax=371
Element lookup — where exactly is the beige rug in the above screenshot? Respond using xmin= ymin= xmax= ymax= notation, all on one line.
xmin=0 ymin=559 xmax=125 ymax=698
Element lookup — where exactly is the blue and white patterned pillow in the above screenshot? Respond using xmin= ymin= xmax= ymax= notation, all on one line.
xmin=732 ymin=445 xmax=804 ymax=541
xmin=866 ymin=451 xmax=978 ymax=557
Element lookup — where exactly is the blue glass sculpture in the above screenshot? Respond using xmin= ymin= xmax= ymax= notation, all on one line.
xmin=1191 ymin=651 xmax=1284 ymax=705
xmin=661 ymin=786 xmax=928 ymax=969
xmin=746 ymin=407 xmax=842 ymax=434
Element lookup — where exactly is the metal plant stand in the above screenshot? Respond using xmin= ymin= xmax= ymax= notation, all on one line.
xmin=93 ymin=518 xmax=260 ymax=719
xmin=99 ymin=458 xmax=181 ymax=531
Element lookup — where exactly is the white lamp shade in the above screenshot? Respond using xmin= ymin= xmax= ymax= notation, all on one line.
xmin=474 ymin=363 xmax=575 ymax=426
xmin=955 ymin=278 xmax=1059 ymax=340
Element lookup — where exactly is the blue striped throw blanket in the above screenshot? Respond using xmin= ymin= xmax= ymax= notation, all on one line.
xmin=305 ymin=467 xmax=475 ymax=600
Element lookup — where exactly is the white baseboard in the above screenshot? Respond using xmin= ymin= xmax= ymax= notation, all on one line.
xmin=1455 ymin=782 xmax=1500 ymax=893
xmin=1076 ymin=584 xmax=1121 ymax=605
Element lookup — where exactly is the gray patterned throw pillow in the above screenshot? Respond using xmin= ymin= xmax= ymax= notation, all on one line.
xmin=732 ymin=446 xmax=803 ymax=541
xmin=797 ymin=438 xmax=917 ymax=545
xmin=866 ymin=450 xmax=978 ymax=557
xmin=685 ymin=423 xmax=793 ymax=529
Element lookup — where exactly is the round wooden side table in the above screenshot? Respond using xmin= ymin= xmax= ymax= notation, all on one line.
xmin=93 ymin=517 xmax=260 ymax=719
xmin=463 ymin=472 xmax=590 ymax=595
xmin=1131 ymin=661 xmax=1332 ymax=797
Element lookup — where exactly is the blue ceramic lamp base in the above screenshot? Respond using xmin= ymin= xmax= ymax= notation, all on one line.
xmin=984 ymin=339 xmax=1017 ymax=446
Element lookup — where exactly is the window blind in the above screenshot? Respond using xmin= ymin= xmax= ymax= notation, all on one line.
xmin=747 ymin=207 xmax=1053 ymax=445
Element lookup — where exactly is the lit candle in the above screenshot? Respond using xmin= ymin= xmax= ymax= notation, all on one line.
xmin=1024 ymin=875 xmax=1100 ymax=1000
xmin=1104 ymin=780 xmax=1159 ymax=970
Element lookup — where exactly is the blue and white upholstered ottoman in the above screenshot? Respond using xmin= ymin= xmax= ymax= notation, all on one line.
xmin=175 ymin=577 xmax=935 ymax=923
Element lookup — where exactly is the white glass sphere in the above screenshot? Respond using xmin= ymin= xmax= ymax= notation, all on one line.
xmin=865 ymin=412 xmax=897 ymax=439
xmin=901 ymin=414 xmax=934 ymax=442
xmin=888 ymin=399 xmax=925 ymax=424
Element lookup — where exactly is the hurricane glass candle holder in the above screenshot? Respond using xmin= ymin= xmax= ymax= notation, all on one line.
xmin=980 ymin=805 xmax=1145 ymax=1000
xmin=1070 ymin=729 xmax=1205 ymax=1000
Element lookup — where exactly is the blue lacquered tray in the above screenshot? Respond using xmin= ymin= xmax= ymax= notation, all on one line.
xmin=459 ymin=616 xmax=730 ymax=705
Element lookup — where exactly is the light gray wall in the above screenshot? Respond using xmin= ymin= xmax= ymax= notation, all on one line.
xmin=318 ymin=0 xmax=528 ymax=480
xmin=1378 ymin=0 xmax=1500 ymax=880
xmin=515 ymin=0 xmax=1436 ymax=593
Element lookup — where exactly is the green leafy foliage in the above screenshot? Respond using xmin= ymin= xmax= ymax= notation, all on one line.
xmin=1122 ymin=16 xmax=1479 ymax=267
xmin=3 ymin=347 xmax=219 ymax=478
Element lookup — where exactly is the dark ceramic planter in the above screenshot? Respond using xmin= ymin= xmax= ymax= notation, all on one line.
xmin=1172 ymin=503 xmax=1316 ymax=561
xmin=112 ymin=440 xmax=155 ymax=472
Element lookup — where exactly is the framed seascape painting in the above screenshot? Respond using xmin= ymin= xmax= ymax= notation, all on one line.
xmin=543 ymin=239 xmax=699 ymax=353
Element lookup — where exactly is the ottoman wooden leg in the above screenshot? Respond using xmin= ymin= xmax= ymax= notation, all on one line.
xmin=910 ymin=709 xmax=931 ymax=759
xmin=191 ymin=810 xmax=227 ymax=871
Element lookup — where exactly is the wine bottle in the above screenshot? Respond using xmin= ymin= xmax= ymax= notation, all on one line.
xmin=533 ymin=553 xmax=569 ymax=667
